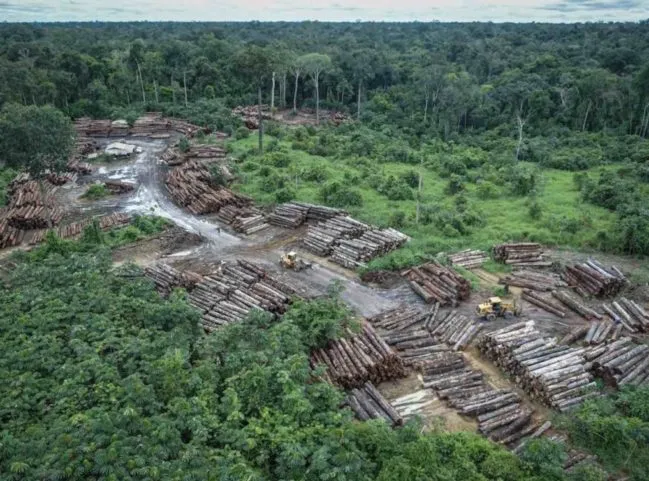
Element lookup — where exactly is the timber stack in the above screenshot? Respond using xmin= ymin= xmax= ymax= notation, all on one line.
xmin=144 ymin=263 xmax=203 ymax=296
xmin=422 ymin=351 xmax=539 ymax=445
xmin=217 ymin=205 xmax=269 ymax=235
xmin=425 ymin=309 xmax=484 ymax=350
xmin=310 ymin=322 xmax=406 ymax=388
xmin=104 ymin=180 xmax=135 ymax=195
xmin=0 ymin=221 xmax=24 ymax=248
xmin=346 ymin=382 xmax=403 ymax=426
xmin=562 ymin=320 xmax=619 ymax=346
xmin=502 ymin=270 xmax=567 ymax=292
xmin=187 ymin=260 xmax=300 ymax=331
xmin=402 ymin=261 xmax=471 ymax=306
xmin=586 ymin=338 xmax=649 ymax=388
xmin=492 ymin=243 xmax=551 ymax=267
xmin=522 ymin=290 xmax=567 ymax=318
xmin=551 ymin=290 xmax=602 ymax=321
xmin=562 ymin=259 xmax=627 ymax=298
xmin=303 ymin=215 xmax=369 ymax=256
xmin=601 ymin=297 xmax=649 ymax=332
xmin=448 ymin=249 xmax=488 ymax=268
xmin=388 ymin=390 xmax=437 ymax=423
xmin=368 ymin=306 xmax=452 ymax=365
xmin=330 ymin=228 xmax=409 ymax=269
xmin=478 ymin=322 xmax=597 ymax=411
xmin=28 ymin=213 xmax=132 ymax=245
xmin=166 ymin=160 xmax=252 ymax=215
xmin=75 ymin=114 xmax=204 ymax=138
xmin=268 ymin=202 xmax=345 ymax=228
xmin=232 ymin=105 xmax=272 ymax=129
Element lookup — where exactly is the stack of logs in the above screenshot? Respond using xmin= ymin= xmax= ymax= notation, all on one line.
xmin=478 ymin=322 xmax=597 ymax=411
xmin=369 ymin=307 xmax=451 ymax=365
xmin=551 ymin=290 xmax=602 ymax=321
xmin=426 ymin=308 xmax=484 ymax=351
xmin=144 ymin=263 xmax=203 ymax=296
xmin=145 ymin=260 xmax=300 ymax=331
xmin=310 ymin=322 xmax=406 ymax=389
xmin=330 ymin=228 xmax=409 ymax=269
xmin=268 ymin=202 xmax=345 ymax=228
xmin=448 ymin=249 xmax=489 ymax=268
xmin=423 ymin=351 xmax=541 ymax=445
xmin=303 ymin=215 xmax=369 ymax=256
xmin=601 ymin=297 xmax=649 ymax=332
xmin=166 ymin=160 xmax=252 ymax=215
xmin=502 ymin=270 xmax=567 ymax=292
xmin=231 ymin=105 xmax=272 ymax=129
xmin=75 ymin=114 xmax=205 ymax=138
xmin=346 ymin=382 xmax=403 ymax=426
xmin=493 ymin=243 xmax=551 ymax=267
xmin=28 ymin=213 xmax=132 ymax=245
xmin=402 ymin=261 xmax=471 ymax=306
xmin=104 ymin=180 xmax=135 ymax=195
xmin=585 ymin=338 xmax=649 ymax=388
xmin=2 ymin=179 xmax=63 ymax=230
xmin=217 ymin=205 xmax=269 ymax=235
xmin=522 ymin=290 xmax=567 ymax=318
xmin=562 ymin=259 xmax=627 ymax=298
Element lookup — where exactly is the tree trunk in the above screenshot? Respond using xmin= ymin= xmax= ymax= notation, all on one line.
xmin=271 ymin=71 xmax=276 ymax=111
xmin=136 ymin=61 xmax=146 ymax=103
xmin=515 ymin=113 xmax=526 ymax=162
xmin=183 ymin=71 xmax=188 ymax=107
xmin=315 ymin=72 xmax=320 ymax=125
xmin=154 ymin=80 xmax=159 ymax=103
xmin=171 ymin=74 xmax=175 ymax=104
xmin=423 ymin=91 xmax=429 ymax=123
xmin=582 ymin=100 xmax=591 ymax=131
xmin=641 ymin=101 xmax=649 ymax=138
xmin=293 ymin=71 xmax=300 ymax=113
xmin=258 ymin=84 xmax=264 ymax=154
xmin=416 ymin=157 xmax=423 ymax=225
xmin=357 ymin=80 xmax=362 ymax=120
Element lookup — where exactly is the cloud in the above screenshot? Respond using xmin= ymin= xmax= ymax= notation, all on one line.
xmin=0 ymin=0 xmax=648 ymax=22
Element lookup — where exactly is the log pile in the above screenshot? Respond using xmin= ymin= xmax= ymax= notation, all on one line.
xmin=144 ymin=263 xmax=203 ymax=296
xmin=216 ymin=205 xmax=269 ymax=235
xmin=98 ymin=212 xmax=131 ymax=230
xmin=493 ymin=243 xmax=551 ymax=267
xmin=422 ymin=351 xmax=538 ymax=444
xmin=426 ymin=309 xmax=484 ymax=350
xmin=402 ymin=261 xmax=471 ymax=306
xmin=346 ymin=382 xmax=403 ymax=426
xmin=75 ymin=114 xmax=205 ymax=138
xmin=502 ymin=270 xmax=567 ymax=292
xmin=586 ymin=338 xmax=649 ymax=388
xmin=184 ymin=145 xmax=227 ymax=161
xmin=104 ymin=180 xmax=135 ymax=195
xmin=448 ymin=249 xmax=489 ymax=268
xmin=368 ymin=307 xmax=451 ymax=365
xmin=478 ymin=322 xmax=597 ymax=411
xmin=551 ymin=290 xmax=602 ymax=321
xmin=187 ymin=260 xmax=300 ymax=331
xmin=27 ymin=213 xmax=132 ymax=245
xmin=0 ymin=221 xmax=25 ymax=248
xmin=389 ymin=390 xmax=436 ymax=422
xmin=330 ymin=228 xmax=409 ymax=269
xmin=303 ymin=215 xmax=369 ymax=256
xmin=269 ymin=202 xmax=346 ymax=228
xmin=522 ymin=290 xmax=567 ymax=318
xmin=562 ymin=320 xmax=619 ymax=346
xmin=232 ymin=105 xmax=272 ymax=129
xmin=165 ymin=160 xmax=252 ymax=215
xmin=601 ymin=298 xmax=649 ymax=332
xmin=311 ymin=322 xmax=406 ymax=389
xmin=562 ymin=259 xmax=627 ymax=298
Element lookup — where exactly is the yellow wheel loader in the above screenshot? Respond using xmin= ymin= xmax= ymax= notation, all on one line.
xmin=279 ymin=251 xmax=311 ymax=272
xmin=477 ymin=296 xmax=521 ymax=321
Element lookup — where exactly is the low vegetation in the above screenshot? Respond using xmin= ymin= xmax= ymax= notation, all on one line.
xmin=81 ymin=183 xmax=111 ymax=199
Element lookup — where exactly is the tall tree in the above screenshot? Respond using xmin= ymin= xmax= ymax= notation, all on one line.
xmin=301 ymin=53 xmax=332 ymax=124
xmin=0 ymin=103 xmax=74 ymax=226
xmin=236 ymin=45 xmax=272 ymax=153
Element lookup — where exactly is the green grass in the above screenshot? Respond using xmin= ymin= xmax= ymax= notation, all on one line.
xmin=228 ymin=135 xmax=618 ymax=271
xmin=82 ymin=183 xmax=111 ymax=199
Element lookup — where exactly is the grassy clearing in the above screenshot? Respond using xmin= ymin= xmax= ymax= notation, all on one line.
xmin=228 ymin=134 xmax=617 ymax=270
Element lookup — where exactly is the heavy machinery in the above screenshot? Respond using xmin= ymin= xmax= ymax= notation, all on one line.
xmin=477 ymin=296 xmax=521 ymax=321
xmin=279 ymin=251 xmax=312 ymax=271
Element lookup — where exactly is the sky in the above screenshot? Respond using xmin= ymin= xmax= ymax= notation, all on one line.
xmin=1 ymin=0 xmax=648 ymax=23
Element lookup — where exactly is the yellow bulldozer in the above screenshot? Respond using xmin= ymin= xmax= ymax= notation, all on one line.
xmin=279 ymin=251 xmax=312 ymax=272
xmin=477 ymin=296 xmax=521 ymax=321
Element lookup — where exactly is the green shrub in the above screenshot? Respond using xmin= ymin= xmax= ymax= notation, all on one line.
xmin=506 ymin=164 xmax=542 ymax=196
xmin=400 ymin=170 xmax=420 ymax=188
xmin=446 ymin=174 xmax=465 ymax=195
xmin=235 ymin=126 xmax=250 ymax=139
xmin=82 ymin=183 xmax=110 ymax=199
xmin=320 ymin=182 xmax=363 ymax=208
xmin=275 ymin=188 xmax=295 ymax=203
xmin=260 ymin=173 xmax=286 ymax=193
xmin=388 ymin=210 xmax=407 ymax=228
xmin=528 ymin=201 xmax=543 ymax=220
xmin=303 ymin=164 xmax=329 ymax=182
xmin=476 ymin=180 xmax=500 ymax=199
xmin=262 ymin=151 xmax=291 ymax=168
xmin=439 ymin=157 xmax=467 ymax=177
xmin=178 ymin=136 xmax=190 ymax=153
